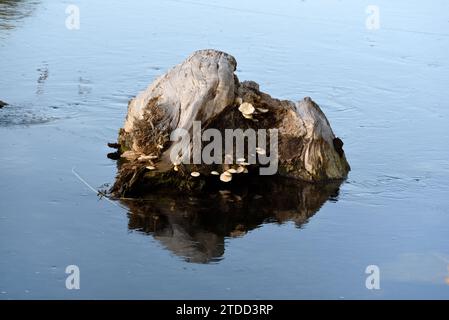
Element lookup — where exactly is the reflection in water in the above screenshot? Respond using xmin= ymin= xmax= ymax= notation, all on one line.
xmin=120 ymin=177 xmax=342 ymax=263
xmin=0 ymin=0 xmax=39 ymax=32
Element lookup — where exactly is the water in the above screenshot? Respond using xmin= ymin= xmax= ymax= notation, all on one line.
xmin=1 ymin=0 xmax=448 ymax=299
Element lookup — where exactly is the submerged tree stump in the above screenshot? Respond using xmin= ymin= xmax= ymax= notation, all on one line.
xmin=111 ymin=50 xmax=350 ymax=197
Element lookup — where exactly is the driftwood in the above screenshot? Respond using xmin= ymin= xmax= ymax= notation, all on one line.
xmin=111 ymin=49 xmax=350 ymax=197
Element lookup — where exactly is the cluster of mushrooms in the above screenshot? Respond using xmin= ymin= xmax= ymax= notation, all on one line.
xmin=120 ymin=100 xmax=268 ymax=183
xmin=187 ymin=99 xmax=268 ymax=182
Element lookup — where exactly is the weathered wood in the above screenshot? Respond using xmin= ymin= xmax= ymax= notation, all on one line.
xmin=112 ymin=49 xmax=350 ymax=196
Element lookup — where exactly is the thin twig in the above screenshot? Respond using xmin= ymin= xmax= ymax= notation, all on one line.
xmin=71 ymin=167 xmax=121 ymax=208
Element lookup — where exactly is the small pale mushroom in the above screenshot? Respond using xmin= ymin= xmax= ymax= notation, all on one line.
xmin=146 ymin=165 xmax=156 ymax=170
xmin=236 ymin=166 xmax=245 ymax=173
xmin=238 ymin=102 xmax=255 ymax=118
xmin=257 ymin=107 xmax=269 ymax=113
xmin=210 ymin=171 xmax=219 ymax=175
xmin=256 ymin=147 xmax=266 ymax=155
xmin=173 ymin=165 xmax=179 ymax=172
xmin=220 ymin=172 xmax=232 ymax=182
xmin=227 ymin=168 xmax=238 ymax=174
xmin=157 ymin=144 xmax=164 ymax=149
xmin=191 ymin=171 xmax=200 ymax=177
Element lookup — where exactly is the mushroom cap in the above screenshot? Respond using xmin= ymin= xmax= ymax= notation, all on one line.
xmin=238 ymin=102 xmax=255 ymax=115
xmin=220 ymin=172 xmax=232 ymax=182
xmin=190 ymin=171 xmax=200 ymax=177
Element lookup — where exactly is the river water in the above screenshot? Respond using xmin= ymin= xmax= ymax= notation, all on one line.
xmin=1 ymin=0 xmax=449 ymax=299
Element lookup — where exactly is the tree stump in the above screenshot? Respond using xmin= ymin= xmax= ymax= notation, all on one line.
xmin=111 ymin=49 xmax=350 ymax=197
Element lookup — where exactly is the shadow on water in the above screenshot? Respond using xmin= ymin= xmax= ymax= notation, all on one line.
xmin=120 ymin=177 xmax=343 ymax=264
xmin=0 ymin=0 xmax=40 ymax=32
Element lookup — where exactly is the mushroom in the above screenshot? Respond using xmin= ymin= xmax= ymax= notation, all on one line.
xmin=220 ymin=172 xmax=232 ymax=182
xmin=238 ymin=102 xmax=255 ymax=118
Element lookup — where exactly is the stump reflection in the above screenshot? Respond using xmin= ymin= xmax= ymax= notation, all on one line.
xmin=120 ymin=177 xmax=343 ymax=264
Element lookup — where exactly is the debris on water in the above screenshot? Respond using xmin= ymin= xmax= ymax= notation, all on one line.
xmin=107 ymin=152 xmax=120 ymax=160
xmin=107 ymin=142 xmax=121 ymax=149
